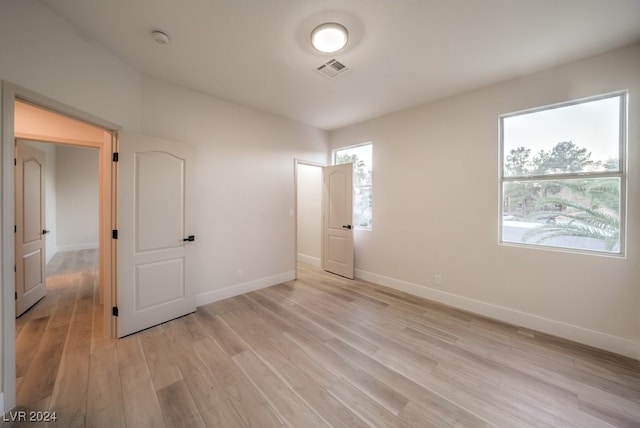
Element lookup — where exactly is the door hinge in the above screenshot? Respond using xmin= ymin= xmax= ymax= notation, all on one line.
xmin=112 ymin=152 xmax=119 ymax=162
xmin=14 ymin=264 xmax=16 ymax=273
xmin=112 ymin=306 xmax=119 ymax=317
xmin=14 ymin=158 xmax=17 ymax=166
xmin=14 ymin=225 xmax=16 ymax=233
xmin=15 ymin=292 xmax=17 ymax=300
xmin=112 ymin=229 xmax=118 ymax=239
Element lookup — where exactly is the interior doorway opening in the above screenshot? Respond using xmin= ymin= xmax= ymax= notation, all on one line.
xmin=15 ymin=140 xmax=100 ymax=317
xmin=2 ymin=82 xmax=119 ymax=412
xmin=295 ymin=161 xmax=323 ymax=269
xmin=294 ymin=160 xmax=324 ymax=280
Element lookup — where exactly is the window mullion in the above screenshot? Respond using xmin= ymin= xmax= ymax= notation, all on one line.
xmin=503 ymin=171 xmax=622 ymax=182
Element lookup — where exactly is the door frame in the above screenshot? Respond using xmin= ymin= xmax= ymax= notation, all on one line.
xmin=293 ymin=159 xmax=325 ymax=280
xmin=1 ymin=81 xmax=119 ymax=412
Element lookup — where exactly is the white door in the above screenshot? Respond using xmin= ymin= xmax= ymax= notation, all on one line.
xmin=322 ymin=163 xmax=354 ymax=279
xmin=117 ymin=133 xmax=196 ymax=337
xmin=15 ymin=140 xmax=47 ymax=317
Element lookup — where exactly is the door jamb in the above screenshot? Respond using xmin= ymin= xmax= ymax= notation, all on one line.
xmin=1 ymin=81 xmax=119 ymax=412
xmin=293 ymin=159 xmax=325 ymax=280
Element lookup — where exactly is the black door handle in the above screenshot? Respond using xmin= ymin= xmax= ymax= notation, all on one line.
xmin=183 ymin=235 xmax=195 ymax=242
xmin=342 ymin=225 xmax=352 ymax=230
xmin=42 ymin=229 xmax=50 ymax=235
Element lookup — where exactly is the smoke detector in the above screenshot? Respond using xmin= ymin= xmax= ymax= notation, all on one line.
xmin=151 ymin=30 xmax=170 ymax=44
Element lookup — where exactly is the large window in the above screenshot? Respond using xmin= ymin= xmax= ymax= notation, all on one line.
xmin=500 ymin=93 xmax=626 ymax=254
xmin=334 ymin=143 xmax=372 ymax=229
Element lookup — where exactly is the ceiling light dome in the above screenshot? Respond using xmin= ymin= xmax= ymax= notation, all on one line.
xmin=311 ymin=22 xmax=348 ymax=53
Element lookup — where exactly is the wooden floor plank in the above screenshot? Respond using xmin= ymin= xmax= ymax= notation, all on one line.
xmin=47 ymin=346 xmax=90 ymax=427
xmin=85 ymin=346 xmax=125 ymax=428
xmin=194 ymin=309 xmax=250 ymax=356
xmin=276 ymin=361 xmax=369 ymax=428
xmin=163 ymin=319 xmax=228 ymax=414
xmin=16 ymin=324 xmax=68 ymax=405
xmin=232 ymin=349 xmax=328 ymax=428
xmin=116 ymin=336 xmax=166 ymax=428
xmin=199 ymin=400 xmax=245 ymax=428
xmin=327 ymin=379 xmax=411 ymax=428
xmin=15 ymin=316 xmax=50 ymax=379
xmin=192 ymin=337 xmax=283 ymax=428
xmin=284 ymin=330 xmax=410 ymax=416
xmin=155 ymin=380 xmax=205 ymax=428
xmin=138 ymin=324 xmax=184 ymax=392
xmin=325 ymin=337 xmax=492 ymax=427
xmin=9 ymin=255 xmax=640 ymax=427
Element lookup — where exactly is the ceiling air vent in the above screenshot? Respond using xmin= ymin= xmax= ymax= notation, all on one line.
xmin=315 ymin=59 xmax=349 ymax=79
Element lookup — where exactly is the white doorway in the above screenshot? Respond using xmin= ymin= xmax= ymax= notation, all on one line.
xmin=294 ymin=159 xmax=355 ymax=280
xmin=294 ymin=160 xmax=324 ymax=280
xmin=296 ymin=162 xmax=323 ymax=268
xmin=2 ymin=83 xmax=118 ymax=412
xmin=13 ymin=141 xmax=97 ymax=317
xmin=18 ymin=141 xmax=100 ymax=261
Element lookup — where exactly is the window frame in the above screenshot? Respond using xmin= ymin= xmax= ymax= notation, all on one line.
xmin=333 ymin=142 xmax=373 ymax=231
xmin=498 ymin=92 xmax=627 ymax=256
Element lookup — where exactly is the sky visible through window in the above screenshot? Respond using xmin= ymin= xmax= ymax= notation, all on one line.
xmin=503 ymin=96 xmax=620 ymax=165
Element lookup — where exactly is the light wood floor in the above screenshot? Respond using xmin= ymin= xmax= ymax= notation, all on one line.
xmin=4 ymin=250 xmax=640 ymax=427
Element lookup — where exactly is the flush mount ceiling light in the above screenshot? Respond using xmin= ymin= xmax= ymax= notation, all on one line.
xmin=151 ymin=30 xmax=170 ymax=44
xmin=311 ymin=22 xmax=348 ymax=53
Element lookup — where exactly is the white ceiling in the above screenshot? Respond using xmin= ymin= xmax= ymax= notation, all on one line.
xmin=39 ymin=0 xmax=640 ymax=131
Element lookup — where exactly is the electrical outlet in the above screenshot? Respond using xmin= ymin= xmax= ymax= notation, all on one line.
xmin=434 ymin=274 xmax=442 ymax=285
xmin=236 ymin=269 xmax=244 ymax=279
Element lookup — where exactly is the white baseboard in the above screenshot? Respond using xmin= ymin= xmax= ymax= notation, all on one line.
xmin=297 ymin=253 xmax=321 ymax=267
xmin=355 ymin=268 xmax=640 ymax=360
xmin=57 ymin=242 xmax=99 ymax=252
xmin=196 ymin=271 xmax=295 ymax=307
xmin=46 ymin=248 xmax=57 ymax=264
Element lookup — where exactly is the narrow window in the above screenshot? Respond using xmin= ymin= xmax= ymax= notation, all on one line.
xmin=500 ymin=93 xmax=626 ymax=255
xmin=334 ymin=143 xmax=373 ymax=230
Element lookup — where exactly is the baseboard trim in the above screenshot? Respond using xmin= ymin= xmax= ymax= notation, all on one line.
xmin=45 ymin=248 xmax=57 ymax=264
xmin=196 ymin=271 xmax=296 ymax=307
xmin=57 ymin=242 xmax=99 ymax=252
xmin=355 ymin=268 xmax=639 ymax=360
xmin=297 ymin=253 xmax=321 ymax=267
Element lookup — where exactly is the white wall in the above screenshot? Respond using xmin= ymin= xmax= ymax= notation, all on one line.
xmin=55 ymin=146 xmax=99 ymax=251
xmin=0 ymin=0 xmax=141 ymax=131
xmin=140 ymin=77 xmax=328 ymax=302
xmin=1 ymin=1 xmax=141 ymax=408
xmin=297 ymin=164 xmax=322 ymax=266
xmin=1 ymin=1 xmax=328 ymax=408
xmin=329 ymin=43 xmax=640 ymax=358
xmin=24 ymin=142 xmax=58 ymax=262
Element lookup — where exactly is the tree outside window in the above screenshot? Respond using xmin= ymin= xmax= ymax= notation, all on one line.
xmin=334 ymin=143 xmax=372 ymax=229
xmin=500 ymin=93 xmax=625 ymax=254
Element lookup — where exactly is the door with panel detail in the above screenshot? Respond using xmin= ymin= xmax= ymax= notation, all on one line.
xmin=117 ymin=133 xmax=196 ymax=337
xmin=322 ymin=163 xmax=354 ymax=279
xmin=15 ymin=140 xmax=47 ymax=317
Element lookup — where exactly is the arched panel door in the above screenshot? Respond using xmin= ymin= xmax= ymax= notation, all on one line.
xmin=15 ymin=140 xmax=47 ymax=317
xmin=117 ymin=133 xmax=196 ymax=337
xmin=322 ymin=163 xmax=354 ymax=279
